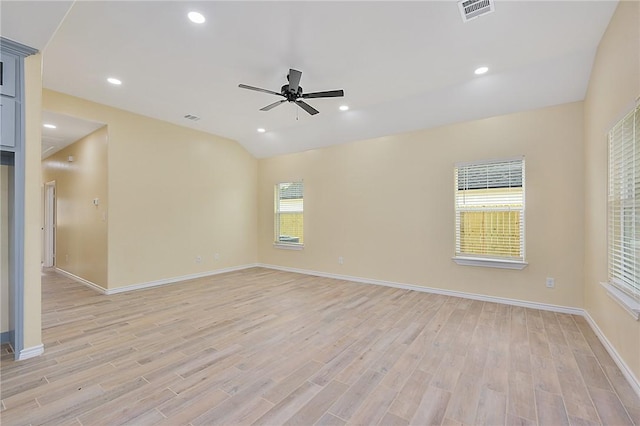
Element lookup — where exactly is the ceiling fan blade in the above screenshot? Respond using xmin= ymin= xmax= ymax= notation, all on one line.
xmin=295 ymin=100 xmax=319 ymax=115
xmin=260 ymin=100 xmax=287 ymax=111
xmin=238 ymin=84 xmax=283 ymax=97
xmin=288 ymin=69 xmax=302 ymax=93
xmin=302 ymin=89 xmax=344 ymax=99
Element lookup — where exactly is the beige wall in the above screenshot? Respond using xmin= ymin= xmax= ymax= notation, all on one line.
xmin=259 ymin=102 xmax=585 ymax=308
xmin=584 ymin=1 xmax=640 ymax=382
xmin=42 ymin=126 xmax=108 ymax=288
xmin=43 ymin=90 xmax=258 ymax=289
xmin=24 ymin=53 xmax=43 ymax=349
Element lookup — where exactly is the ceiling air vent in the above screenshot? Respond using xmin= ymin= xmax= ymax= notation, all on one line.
xmin=184 ymin=114 xmax=200 ymax=121
xmin=458 ymin=0 xmax=494 ymax=22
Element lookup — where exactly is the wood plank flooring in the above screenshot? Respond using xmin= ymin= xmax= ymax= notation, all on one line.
xmin=1 ymin=267 xmax=639 ymax=425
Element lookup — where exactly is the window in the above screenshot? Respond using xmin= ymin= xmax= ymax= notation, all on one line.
xmin=608 ymin=104 xmax=640 ymax=307
xmin=274 ymin=182 xmax=304 ymax=247
xmin=453 ymin=157 xmax=526 ymax=269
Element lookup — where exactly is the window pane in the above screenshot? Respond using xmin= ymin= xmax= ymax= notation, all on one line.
xmin=278 ymin=212 xmax=303 ymax=243
xmin=455 ymin=158 xmax=525 ymax=261
xmin=460 ymin=210 xmax=521 ymax=257
xmin=275 ymin=182 xmax=304 ymax=244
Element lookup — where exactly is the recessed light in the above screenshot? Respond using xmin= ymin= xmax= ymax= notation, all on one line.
xmin=339 ymin=105 xmax=349 ymax=111
xmin=43 ymin=123 xmax=57 ymax=129
xmin=107 ymin=77 xmax=122 ymax=85
xmin=257 ymin=128 xmax=266 ymax=133
xmin=188 ymin=11 xmax=206 ymax=24
xmin=474 ymin=66 xmax=489 ymax=75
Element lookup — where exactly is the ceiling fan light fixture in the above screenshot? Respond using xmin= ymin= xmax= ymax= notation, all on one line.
xmin=188 ymin=11 xmax=206 ymax=24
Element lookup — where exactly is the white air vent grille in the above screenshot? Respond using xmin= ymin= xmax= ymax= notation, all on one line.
xmin=184 ymin=114 xmax=201 ymax=121
xmin=458 ymin=0 xmax=494 ymax=22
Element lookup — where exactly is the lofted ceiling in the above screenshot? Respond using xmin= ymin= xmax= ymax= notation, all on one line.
xmin=41 ymin=111 xmax=105 ymax=159
xmin=1 ymin=1 xmax=619 ymax=158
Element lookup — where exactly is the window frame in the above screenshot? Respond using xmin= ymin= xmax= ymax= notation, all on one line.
xmin=274 ymin=181 xmax=304 ymax=250
xmin=452 ymin=157 xmax=527 ymax=270
xmin=605 ymin=104 xmax=640 ymax=319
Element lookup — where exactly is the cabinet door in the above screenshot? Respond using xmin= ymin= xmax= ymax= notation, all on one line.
xmin=0 ymin=97 xmax=16 ymax=149
xmin=0 ymin=53 xmax=17 ymax=98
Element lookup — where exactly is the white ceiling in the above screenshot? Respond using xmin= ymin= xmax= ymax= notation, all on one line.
xmin=2 ymin=1 xmax=618 ymax=158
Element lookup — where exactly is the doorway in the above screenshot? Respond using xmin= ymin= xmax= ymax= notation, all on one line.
xmin=43 ymin=181 xmax=56 ymax=268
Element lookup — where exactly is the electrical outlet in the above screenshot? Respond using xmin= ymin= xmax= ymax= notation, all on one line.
xmin=338 ymin=256 xmax=344 ymax=265
xmin=214 ymin=253 xmax=220 ymax=261
xmin=546 ymin=277 xmax=555 ymax=288
xmin=195 ymin=255 xmax=202 ymax=264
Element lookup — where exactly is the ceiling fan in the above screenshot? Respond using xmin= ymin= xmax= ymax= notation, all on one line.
xmin=238 ymin=68 xmax=344 ymax=116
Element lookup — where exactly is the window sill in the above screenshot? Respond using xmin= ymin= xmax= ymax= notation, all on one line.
xmin=273 ymin=243 xmax=304 ymax=251
xmin=601 ymin=282 xmax=640 ymax=321
xmin=452 ymin=256 xmax=528 ymax=270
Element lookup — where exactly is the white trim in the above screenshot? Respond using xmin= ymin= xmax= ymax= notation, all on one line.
xmin=256 ymin=263 xmax=581 ymax=315
xmin=273 ymin=243 xmax=304 ymax=251
xmin=452 ymin=256 xmax=528 ymax=270
xmin=55 ymin=264 xmax=259 ymax=295
xmin=105 ymin=264 xmax=258 ymax=295
xmin=583 ymin=310 xmax=640 ymax=400
xmin=55 ymin=268 xmax=107 ymax=294
xmin=601 ymin=282 xmax=640 ymax=321
xmin=18 ymin=344 xmax=44 ymax=360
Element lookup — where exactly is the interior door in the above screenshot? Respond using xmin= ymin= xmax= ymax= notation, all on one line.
xmin=43 ymin=181 xmax=56 ymax=267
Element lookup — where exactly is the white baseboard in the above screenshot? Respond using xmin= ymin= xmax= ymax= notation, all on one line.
xmin=257 ymin=263 xmax=639 ymax=398
xmin=57 ymin=264 xmax=259 ymax=295
xmin=256 ymin=263 xmax=583 ymax=315
xmin=55 ymin=268 xmax=108 ymax=294
xmin=583 ymin=311 xmax=640 ymax=399
xmin=105 ymin=264 xmax=259 ymax=294
xmin=18 ymin=343 xmax=44 ymax=360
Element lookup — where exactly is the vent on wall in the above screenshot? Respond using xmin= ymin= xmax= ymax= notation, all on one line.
xmin=458 ymin=0 xmax=494 ymax=22
xmin=184 ymin=114 xmax=201 ymax=121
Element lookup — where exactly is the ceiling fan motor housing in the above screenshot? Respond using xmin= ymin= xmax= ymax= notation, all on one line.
xmin=281 ymin=84 xmax=303 ymax=101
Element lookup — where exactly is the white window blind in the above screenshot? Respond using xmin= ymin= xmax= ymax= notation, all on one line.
xmin=608 ymin=104 xmax=640 ymax=301
xmin=275 ymin=182 xmax=304 ymax=245
xmin=455 ymin=158 xmax=525 ymax=262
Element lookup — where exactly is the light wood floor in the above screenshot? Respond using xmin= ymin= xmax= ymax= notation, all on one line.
xmin=1 ymin=268 xmax=639 ymax=426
